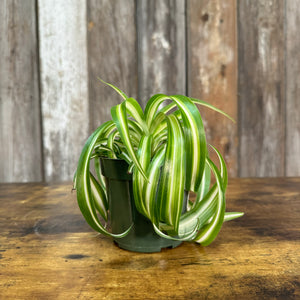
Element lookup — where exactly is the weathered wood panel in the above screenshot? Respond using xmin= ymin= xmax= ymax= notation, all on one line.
xmin=1 ymin=1 xmax=300 ymax=183
xmin=137 ymin=0 xmax=186 ymax=108
xmin=0 ymin=0 xmax=42 ymax=182
xmin=238 ymin=0 xmax=285 ymax=177
xmin=187 ymin=0 xmax=238 ymax=177
xmin=38 ymin=0 xmax=89 ymax=181
xmin=87 ymin=0 xmax=137 ymax=130
xmin=286 ymin=0 xmax=300 ymax=176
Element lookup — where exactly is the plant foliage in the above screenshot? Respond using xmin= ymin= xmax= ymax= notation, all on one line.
xmin=74 ymin=80 xmax=243 ymax=246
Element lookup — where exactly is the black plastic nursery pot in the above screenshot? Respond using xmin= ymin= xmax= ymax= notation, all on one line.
xmin=100 ymin=157 xmax=183 ymax=253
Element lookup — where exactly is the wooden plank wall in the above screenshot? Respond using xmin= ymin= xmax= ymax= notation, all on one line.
xmin=187 ymin=0 xmax=238 ymax=177
xmin=87 ymin=0 xmax=138 ymax=130
xmin=0 ymin=1 xmax=42 ymax=182
xmin=285 ymin=1 xmax=300 ymax=176
xmin=38 ymin=0 xmax=89 ymax=182
xmin=238 ymin=0 xmax=285 ymax=177
xmin=137 ymin=0 xmax=186 ymax=108
xmin=0 ymin=0 xmax=299 ymax=182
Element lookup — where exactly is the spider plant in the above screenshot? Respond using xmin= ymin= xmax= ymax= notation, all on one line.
xmin=74 ymin=80 xmax=243 ymax=246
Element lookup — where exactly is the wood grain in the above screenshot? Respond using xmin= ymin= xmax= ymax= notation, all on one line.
xmin=38 ymin=0 xmax=89 ymax=181
xmin=87 ymin=0 xmax=137 ymax=129
xmin=137 ymin=0 xmax=186 ymax=108
xmin=0 ymin=178 xmax=299 ymax=299
xmin=187 ymin=0 xmax=238 ymax=177
xmin=0 ymin=0 xmax=42 ymax=182
xmin=1 ymin=1 xmax=300 ymax=183
xmin=286 ymin=0 xmax=300 ymax=176
xmin=238 ymin=0 xmax=285 ymax=177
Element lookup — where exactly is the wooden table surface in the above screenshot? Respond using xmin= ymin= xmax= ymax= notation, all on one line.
xmin=0 ymin=178 xmax=299 ymax=299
